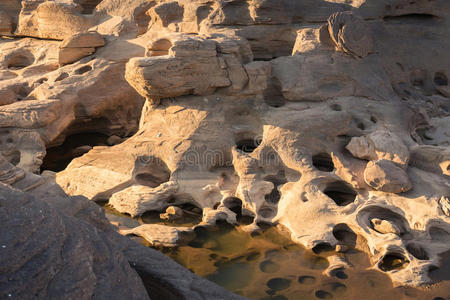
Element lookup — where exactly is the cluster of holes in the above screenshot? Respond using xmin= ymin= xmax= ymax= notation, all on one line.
xmin=312 ymin=153 xmax=334 ymax=172
xmin=323 ymin=181 xmax=357 ymax=206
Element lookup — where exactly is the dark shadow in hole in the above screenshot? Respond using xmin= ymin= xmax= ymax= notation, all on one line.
xmin=333 ymin=223 xmax=357 ymax=247
xmin=41 ymin=132 xmax=108 ymax=172
xmin=379 ymin=253 xmax=409 ymax=272
xmin=7 ymin=53 xmax=34 ymax=70
xmin=74 ymin=65 xmax=92 ymax=75
xmin=264 ymin=170 xmax=287 ymax=204
xmin=383 ymin=13 xmax=439 ymax=23
xmin=55 ymin=72 xmax=69 ymax=82
xmin=312 ymin=153 xmax=334 ymax=172
xmin=434 ymin=72 xmax=448 ymax=86
xmin=330 ymin=103 xmax=342 ymax=111
xmin=236 ymin=138 xmax=261 ymax=153
xmin=406 ymin=243 xmax=429 ymax=260
xmin=133 ymin=156 xmax=170 ymax=188
xmin=323 ymin=182 xmax=356 ymax=206
xmin=222 ymin=197 xmax=242 ymax=216
xmin=312 ymin=243 xmax=334 ymax=254
xmin=76 ymin=0 xmax=103 ymax=14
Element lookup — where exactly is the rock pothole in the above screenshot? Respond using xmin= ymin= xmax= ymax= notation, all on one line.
xmin=323 ymin=182 xmax=357 ymax=206
xmin=379 ymin=253 xmax=409 ymax=272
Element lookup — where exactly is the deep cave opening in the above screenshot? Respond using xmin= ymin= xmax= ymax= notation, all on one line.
xmin=41 ymin=132 xmax=109 ymax=172
xmin=323 ymin=181 xmax=357 ymax=206
xmin=312 ymin=153 xmax=334 ymax=172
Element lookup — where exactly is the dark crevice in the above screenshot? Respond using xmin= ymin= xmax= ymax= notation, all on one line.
xmin=41 ymin=132 xmax=109 ymax=172
xmin=236 ymin=138 xmax=261 ymax=153
xmin=312 ymin=153 xmax=334 ymax=172
xmin=379 ymin=253 xmax=409 ymax=271
xmin=264 ymin=171 xmax=287 ymax=204
xmin=312 ymin=243 xmax=334 ymax=254
xmin=406 ymin=243 xmax=429 ymax=260
xmin=323 ymin=182 xmax=357 ymax=206
xmin=434 ymin=72 xmax=448 ymax=86
xmin=383 ymin=14 xmax=439 ymax=23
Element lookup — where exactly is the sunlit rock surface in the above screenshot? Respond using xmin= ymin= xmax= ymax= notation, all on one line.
xmin=0 ymin=0 xmax=449 ymax=298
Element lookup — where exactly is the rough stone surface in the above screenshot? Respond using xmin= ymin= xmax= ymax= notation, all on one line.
xmin=1 ymin=0 xmax=450 ymax=294
xmin=364 ymin=159 xmax=412 ymax=193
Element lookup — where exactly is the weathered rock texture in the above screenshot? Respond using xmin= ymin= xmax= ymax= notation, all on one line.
xmin=1 ymin=0 xmax=450 ymax=295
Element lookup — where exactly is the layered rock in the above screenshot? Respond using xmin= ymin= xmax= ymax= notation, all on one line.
xmin=1 ymin=0 xmax=450 ymax=295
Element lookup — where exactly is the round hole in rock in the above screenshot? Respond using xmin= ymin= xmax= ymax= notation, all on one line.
xmin=406 ymin=243 xmax=429 ymax=260
xmin=370 ymin=116 xmax=378 ymax=123
xmin=379 ymin=253 xmax=409 ymax=271
xmin=264 ymin=96 xmax=286 ymax=108
xmin=298 ymin=275 xmax=316 ymax=284
xmin=434 ymin=72 xmax=448 ymax=86
xmin=7 ymin=53 xmax=34 ymax=70
xmin=55 ymin=72 xmax=69 ymax=82
xmin=312 ymin=153 xmax=334 ymax=172
xmin=133 ymin=156 xmax=170 ymax=188
xmin=236 ymin=138 xmax=261 ymax=153
xmin=312 ymin=242 xmax=334 ymax=254
xmin=74 ymin=65 xmax=92 ymax=75
xmin=357 ymin=122 xmax=365 ymax=130
xmin=258 ymin=206 xmax=276 ymax=219
xmin=315 ymin=290 xmax=333 ymax=299
xmin=323 ymin=182 xmax=357 ymax=206
xmin=8 ymin=150 xmax=21 ymax=166
xmin=222 ymin=197 xmax=242 ymax=216
xmin=332 ymin=223 xmax=357 ymax=247
xmin=266 ymin=277 xmax=291 ymax=291
xmin=330 ymin=103 xmax=342 ymax=111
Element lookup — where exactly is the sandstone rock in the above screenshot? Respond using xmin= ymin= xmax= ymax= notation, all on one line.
xmin=439 ymin=197 xmax=450 ymax=217
xmin=1 ymin=0 xmax=450 ymax=292
xmin=346 ymin=130 xmax=410 ymax=166
xmin=327 ymin=11 xmax=372 ymax=58
xmin=121 ymin=224 xmax=195 ymax=247
xmin=59 ymin=31 xmax=105 ymax=65
xmin=125 ymin=36 xmax=232 ymax=105
xmin=370 ymin=218 xmax=403 ymax=235
xmin=364 ymin=160 xmax=412 ymax=193
xmin=160 ymin=205 xmax=184 ymax=221
xmin=0 ymin=9 xmax=12 ymax=35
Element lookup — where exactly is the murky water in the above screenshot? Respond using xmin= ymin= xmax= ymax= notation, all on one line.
xmin=102 ymin=205 xmax=450 ymax=300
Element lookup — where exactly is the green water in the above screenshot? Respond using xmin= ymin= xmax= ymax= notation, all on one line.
xmin=102 ymin=205 xmax=450 ymax=300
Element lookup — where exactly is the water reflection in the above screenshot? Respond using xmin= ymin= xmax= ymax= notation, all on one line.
xmin=101 ymin=204 xmax=450 ymax=300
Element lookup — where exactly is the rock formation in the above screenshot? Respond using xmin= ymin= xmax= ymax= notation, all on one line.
xmin=0 ymin=0 xmax=449 ymax=298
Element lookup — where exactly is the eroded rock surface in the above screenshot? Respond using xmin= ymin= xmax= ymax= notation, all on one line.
xmin=1 ymin=0 xmax=450 ymax=295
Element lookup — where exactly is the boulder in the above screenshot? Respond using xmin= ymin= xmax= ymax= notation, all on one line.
xmin=364 ymin=160 xmax=412 ymax=193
